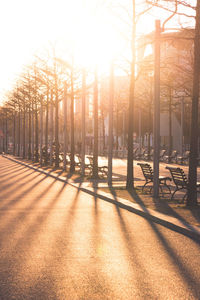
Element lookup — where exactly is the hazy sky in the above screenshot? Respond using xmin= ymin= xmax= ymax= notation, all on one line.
xmin=0 ymin=0 xmax=81 ymax=99
xmin=0 ymin=0 xmax=131 ymax=99
xmin=0 ymin=0 xmax=194 ymax=103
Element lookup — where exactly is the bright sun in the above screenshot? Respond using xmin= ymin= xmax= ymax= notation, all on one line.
xmin=58 ymin=1 xmax=127 ymax=73
xmin=0 ymin=0 xmax=155 ymax=97
xmin=72 ymin=15 xmax=121 ymax=71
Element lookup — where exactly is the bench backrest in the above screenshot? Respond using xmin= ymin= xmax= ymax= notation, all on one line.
xmin=75 ymin=154 xmax=81 ymax=164
xmin=166 ymin=167 xmax=188 ymax=187
xmin=171 ymin=150 xmax=177 ymax=157
xmin=184 ymin=150 xmax=190 ymax=158
xmin=137 ymin=163 xmax=153 ymax=180
xmin=86 ymin=156 xmax=94 ymax=165
xmin=160 ymin=149 xmax=166 ymax=157
xmin=150 ymin=149 xmax=154 ymax=155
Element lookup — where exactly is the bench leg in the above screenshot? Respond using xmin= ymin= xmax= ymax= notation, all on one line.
xmin=182 ymin=192 xmax=188 ymax=203
xmin=170 ymin=187 xmax=178 ymax=201
xmin=142 ymin=181 xmax=152 ymax=192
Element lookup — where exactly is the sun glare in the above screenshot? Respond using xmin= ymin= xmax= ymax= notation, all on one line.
xmin=72 ymin=16 xmax=121 ymax=72
xmin=0 ymin=0 xmax=183 ymax=98
xmin=57 ymin=2 xmax=126 ymax=74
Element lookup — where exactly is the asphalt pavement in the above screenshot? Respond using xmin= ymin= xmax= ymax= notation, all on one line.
xmin=0 ymin=155 xmax=200 ymax=299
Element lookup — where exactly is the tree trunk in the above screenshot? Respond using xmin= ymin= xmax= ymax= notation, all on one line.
xmin=108 ymin=61 xmax=114 ymax=186
xmin=147 ymin=105 xmax=151 ymax=160
xmin=63 ymin=83 xmax=67 ymax=171
xmin=45 ymin=90 xmax=49 ymax=166
xmin=31 ymin=101 xmax=34 ymax=161
xmin=81 ymin=69 xmax=86 ymax=176
xmin=153 ymin=20 xmax=161 ymax=198
xmin=28 ymin=104 xmax=31 ymax=160
xmin=188 ymin=0 xmax=200 ymax=206
xmin=102 ymin=112 xmax=105 ymax=155
xmin=116 ymin=101 xmax=119 ymax=155
xmin=168 ymin=89 xmax=172 ymax=162
xmin=40 ymin=97 xmax=43 ymax=166
xmin=35 ymin=103 xmax=39 ymax=162
xmin=92 ymin=66 xmax=99 ymax=178
xmin=17 ymin=109 xmax=21 ymax=156
xmin=70 ymin=65 xmax=75 ymax=173
xmin=23 ymin=102 xmax=26 ymax=159
xmin=126 ymin=0 xmax=136 ymax=189
xmin=55 ymin=77 xmax=59 ymax=168
xmin=13 ymin=110 xmax=16 ymax=156
xmin=50 ymin=93 xmax=54 ymax=166
xmin=5 ymin=110 xmax=8 ymax=154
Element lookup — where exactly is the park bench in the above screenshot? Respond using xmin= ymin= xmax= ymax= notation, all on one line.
xmin=166 ymin=166 xmax=200 ymax=202
xmin=144 ymin=149 xmax=154 ymax=161
xmin=133 ymin=147 xmax=139 ymax=159
xmin=136 ymin=148 xmax=146 ymax=160
xmin=74 ymin=154 xmax=82 ymax=169
xmin=86 ymin=156 xmax=108 ymax=177
xmin=137 ymin=163 xmax=171 ymax=194
xmin=163 ymin=150 xmax=178 ymax=163
xmin=177 ymin=150 xmax=190 ymax=165
xmin=159 ymin=149 xmax=167 ymax=161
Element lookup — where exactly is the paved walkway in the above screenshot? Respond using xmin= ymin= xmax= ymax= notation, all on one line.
xmin=0 ymin=155 xmax=200 ymax=299
xmin=3 ymin=154 xmax=200 ymax=240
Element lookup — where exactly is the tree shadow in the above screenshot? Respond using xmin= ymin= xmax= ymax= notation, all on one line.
xmin=108 ymin=187 xmax=200 ymax=298
xmin=108 ymin=186 xmax=157 ymax=298
xmin=0 ymin=165 xmax=28 ymax=178
xmin=0 ymin=180 xmax=71 ymax=299
xmin=128 ymin=188 xmax=200 ymax=239
xmin=0 ymin=169 xmax=36 ymax=186
xmin=0 ymin=172 xmax=46 ymax=209
xmin=0 ymin=179 xmax=71 ymax=261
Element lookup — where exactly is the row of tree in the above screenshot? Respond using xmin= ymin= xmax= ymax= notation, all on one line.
xmin=0 ymin=0 xmax=200 ymax=206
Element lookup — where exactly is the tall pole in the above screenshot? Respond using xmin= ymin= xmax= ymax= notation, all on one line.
xmin=153 ymin=20 xmax=161 ymax=198
xmin=81 ymin=68 xmax=86 ymax=176
xmin=108 ymin=61 xmax=114 ymax=186
xmin=63 ymin=82 xmax=67 ymax=171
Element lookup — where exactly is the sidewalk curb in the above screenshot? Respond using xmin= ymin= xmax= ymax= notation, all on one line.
xmin=2 ymin=154 xmax=200 ymax=242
